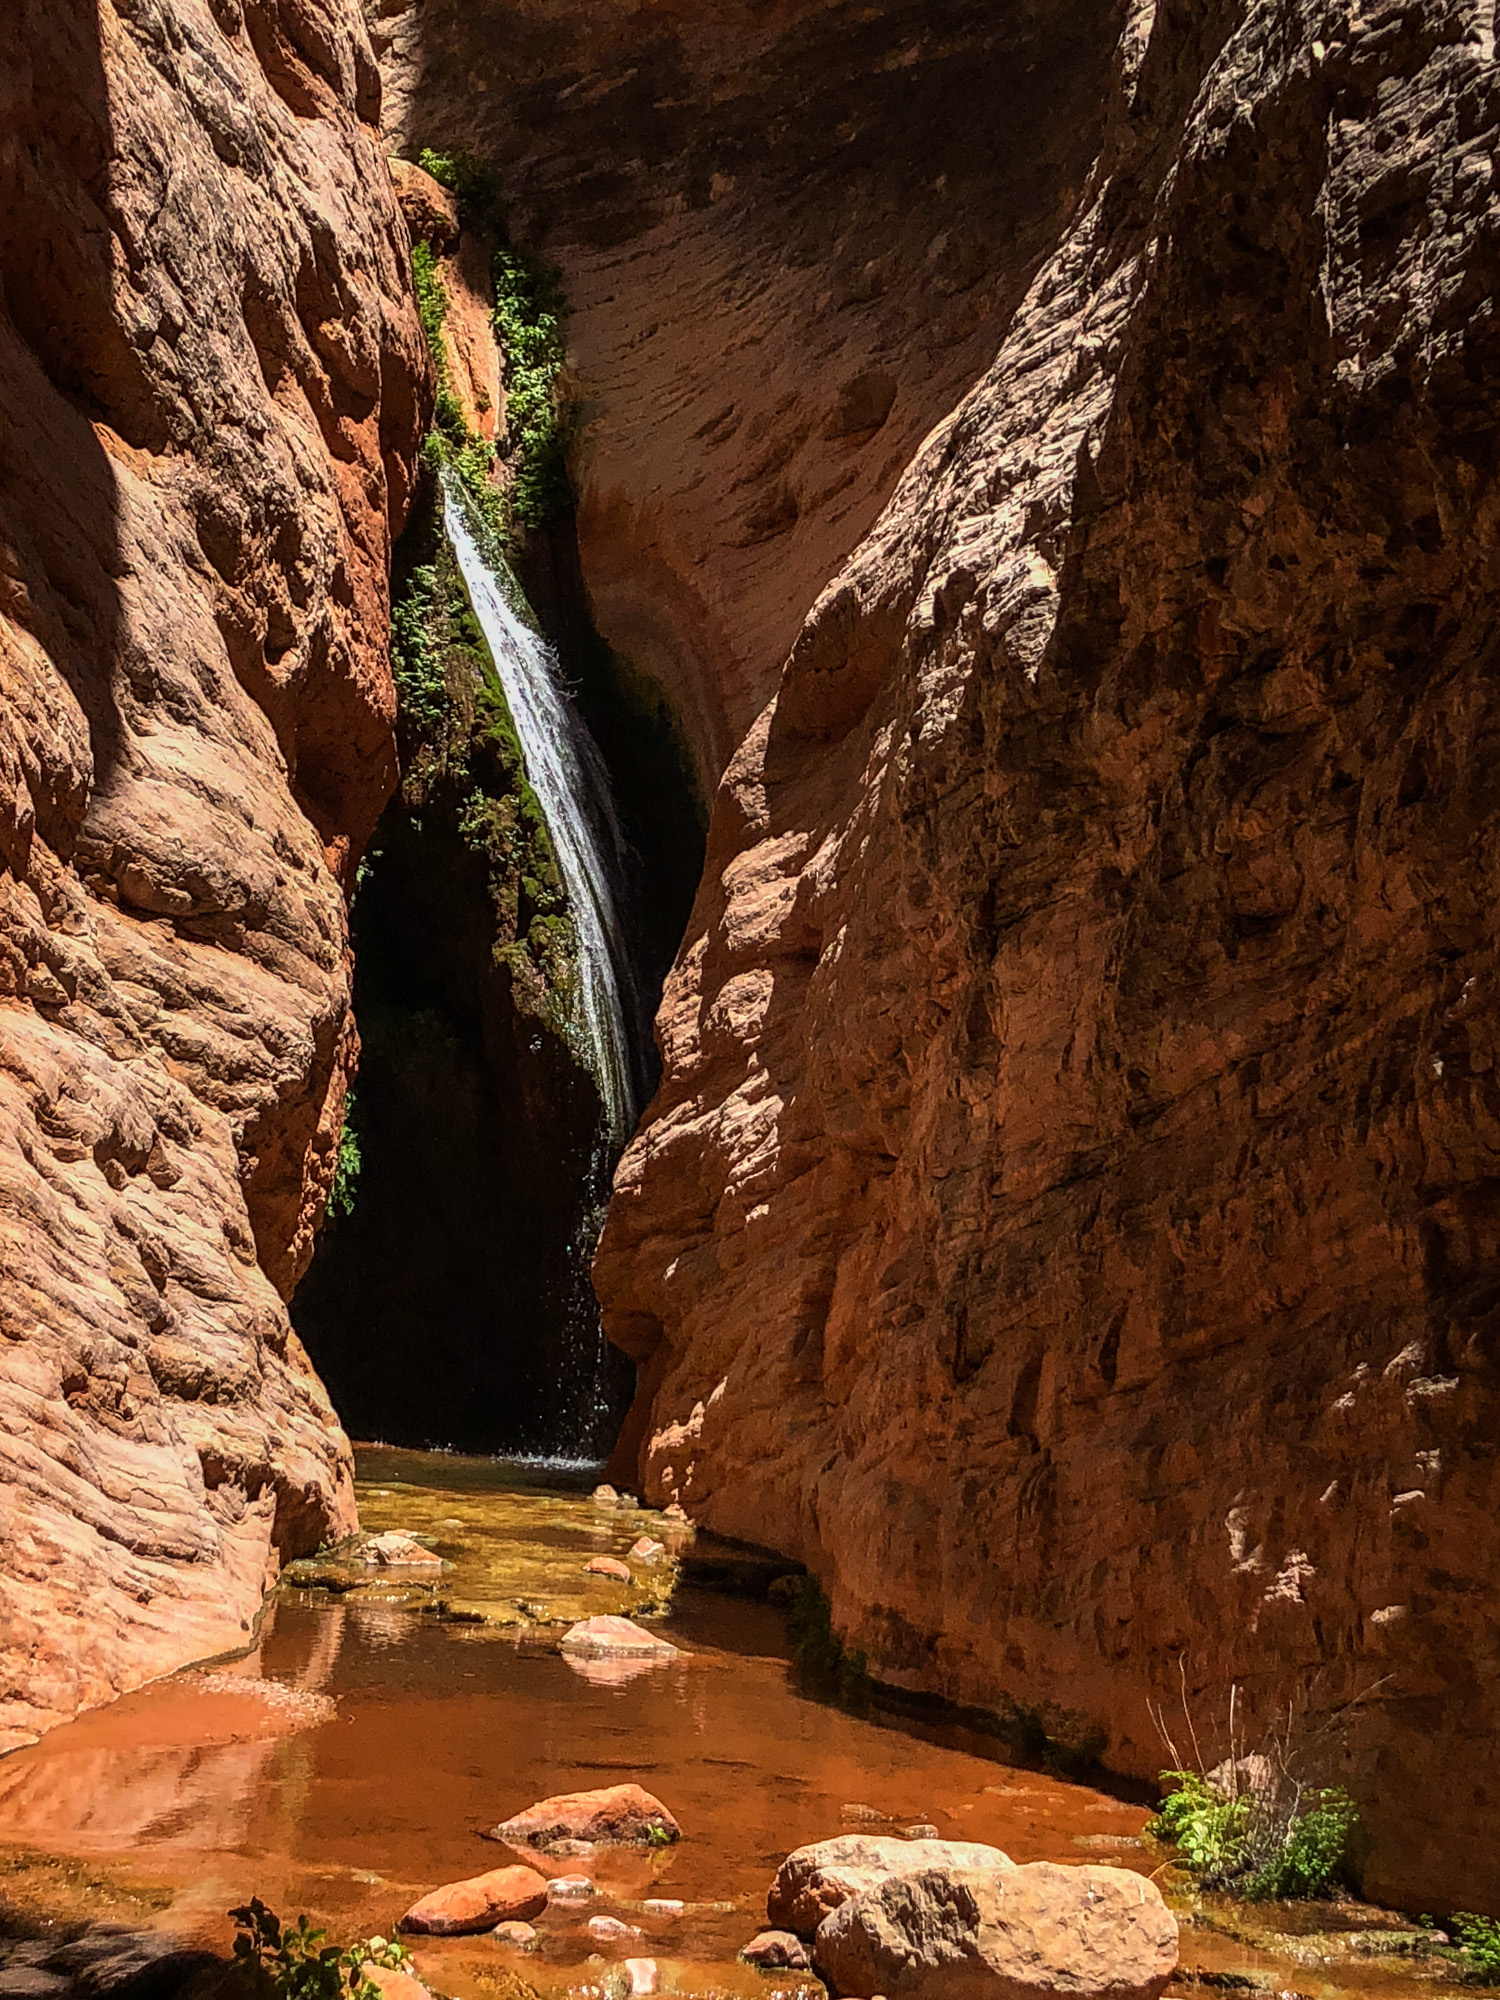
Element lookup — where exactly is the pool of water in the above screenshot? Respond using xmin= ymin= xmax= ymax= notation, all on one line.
xmin=0 ymin=1452 xmax=1466 ymax=2000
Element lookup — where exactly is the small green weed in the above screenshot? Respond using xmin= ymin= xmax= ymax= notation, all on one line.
xmin=229 ymin=1898 xmax=410 ymax=2000
xmin=329 ymin=1091 xmax=361 ymax=1221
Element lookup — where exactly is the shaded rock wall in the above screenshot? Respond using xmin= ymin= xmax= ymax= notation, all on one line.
xmin=0 ymin=0 xmax=427 ymax=1745
xmin=595 ymin=0 xmax=1500 ymax=1914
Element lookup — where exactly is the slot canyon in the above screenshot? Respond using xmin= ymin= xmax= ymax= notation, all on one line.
xmin=1 ymin=0 xmax=1499 ymax=1993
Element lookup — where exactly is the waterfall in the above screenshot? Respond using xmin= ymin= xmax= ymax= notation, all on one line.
xmin=442 ymin=481 xmax=640 ymax=1148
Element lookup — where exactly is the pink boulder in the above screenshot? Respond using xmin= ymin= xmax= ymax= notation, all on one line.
xmin=586 ymin=1556 xmax=633 ymax=1581
xmin=492 ymin=1782 xmax=682 ymax=1847
xmin=399 ymin=1865 xmax=549 ymax=1935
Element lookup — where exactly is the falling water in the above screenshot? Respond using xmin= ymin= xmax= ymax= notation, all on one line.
xmin=443 ymin=481 xmax=640 ymax=1147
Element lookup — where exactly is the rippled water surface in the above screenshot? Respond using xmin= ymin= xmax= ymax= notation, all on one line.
xmin=0 ymin=1452 xmax=1462 ymax=2000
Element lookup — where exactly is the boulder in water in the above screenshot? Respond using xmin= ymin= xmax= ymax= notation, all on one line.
xmin=741 ymin=1931 xmax=812 ymax=1970
xmin=361 ymin=1532 xmax=441 ymax=1568
xmin=399 ymin=1865 xmax=549 ymax=1935
xmin=559 ymin=1615 xmax=681 ymax=1661
xmin=768 ymin=1836 xmax=1013 ymax=1934
xmin=592 ymin=1484 xmax=621 ymax=1508
xmin=586 ymin=1916 xmax=641 ymax=1943
xmin=490 ymin=1923 xmax=537 ymax=1948
xmin=585 ymin=1556 xmax=632 ymax=1581
xmin=494 ymin=1781 xmax=682 ymax=1847
xmin=812 ymin=1860 xmax=1179 ymax=2000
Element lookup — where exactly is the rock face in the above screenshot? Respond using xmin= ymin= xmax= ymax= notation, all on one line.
xmin=768 ymin=1837 xmax=1014 ymax=1937
xmin=0 ymin=0 xmax=427 ymax=1746
xmin=593 ymin=0 xmax=1500 ymax=1912
xmin=813 ymin=1862 xmax=1178 ymax=2000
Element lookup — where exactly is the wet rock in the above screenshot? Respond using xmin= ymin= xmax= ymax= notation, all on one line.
xmin=547 ymin=1839 xmax=597 ymax=1857
xmin=0 ymin=1974 xmax=72 ymax=1998
xmin=663 ymin=1505 xmax=689 ymax=1523
xmin=363 ymin=1967 xmax=434 ymax=2000
xmin=547 ymin=1876 xmax=598 ymax=1901
xmin=624 ymin=1961 xmax=658 ymax=1997
xmin=593 ymin=1485 xmax=621 ymax=1509
xmin=586 ymin=1557 xmax=633 ymax=1582
xmin=741 ymin=1931 xmax=812 ymax=1970
xmin=490 ymin=1923 xmax=537 ymax=1948
xmin=642 ymin=1900 xmax=684 ymax=1917
xmin=586 ymin=1917 xmax=642 ymax=1944
xmin=362 ymin=1533 xmax=442 ymax=1568
xmin=494 ymin=1782 xmax=682 ymax=1847
xmin=768 ymin=1836 xmax=1013 ymax=1934
xmin=813 ymin=1861 xmax=1179 ymax=2000
xmin=619 ymin=1494 xmax=641 ymax=1508
xmin=559 ymin=1617 xmax=681 ymax=1663
xmin=399 ymin=1864 xmax=550 ymax=1935
xmin=629 ymin=1538 xmax=666 ymax=1563
xmin=841 ymin=1804 xmax=893 ymax=1826
xmin=902 ymin=1825 xmax=939 ymax=1840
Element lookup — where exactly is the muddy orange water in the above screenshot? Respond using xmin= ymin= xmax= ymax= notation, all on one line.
xmin=0 ymin=1452 xmax=1462 ymax=2000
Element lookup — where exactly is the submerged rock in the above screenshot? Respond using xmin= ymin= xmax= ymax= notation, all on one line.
xmin=813 ymin=1861 xmax=1179 ymax=2000
xmin=494 ymin=1781 xmax=682 ymax=1847
xmin=399 ymin=1865 xmax=549 ymax=1935
xmin=629 ymin=1538 xmax=667 ymax=1563
xmin=547 ymin=1875 xmax=597 ymax=1901
xmin=768 ymin=1836 xmax=1013 ymax=1934
xmin=490 ymin=1922 xmax=537 ymax=1948
xmin=560 ymin=1615 xmax=681 ymax=1661
xmin=586 ymin=1916 xmax=642 ymax=1943
xmin=624 ymin=1960 xmax=659 ymax=1996
xmin=361 ymin=1533 xmax=442 ymax=1569
xmin=585 ymin=1556 xmax=633 ymax=1582
xmin=741 ymin=1931 xmax=812 ymax=1970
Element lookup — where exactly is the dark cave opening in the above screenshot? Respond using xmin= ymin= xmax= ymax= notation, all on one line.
xmin=291 ymin=487 xmax=706 ymax=1458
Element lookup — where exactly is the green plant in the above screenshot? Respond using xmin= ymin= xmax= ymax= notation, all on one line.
xmin=1453 ymin=1915 xmax=1500 ymax=1983
xmin=329 ymin=1091 xmax=361 ymax=1221
xmin=646 ymin=1823 xmax=672 ymax=1849
xmin=416 ymin=145 xmax=505 ymax=232
xmin=491 ymin=246 xmax=574 ymax=529
xmin=229 ymin=1898 xmax=410 ymax=2000
xmin=1149 ymin=1771 xmax=1357 ymax=1900
xmin=410 ymin=239 xmax=450 ymax=385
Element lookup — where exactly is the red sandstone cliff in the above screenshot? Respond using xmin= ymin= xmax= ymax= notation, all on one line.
xmin=0 ymin=0 xmax=428 ymax=1746
xmin=593 ymin=0 xmax=1500 ymax=1913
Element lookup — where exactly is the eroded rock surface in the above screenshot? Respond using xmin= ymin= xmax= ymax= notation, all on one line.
xmin=813 ymin=1862 xmax=1178 ymax=2000
xmin=0 ymin=0 xmax=427 ymax=1746
xmin=595 ymin=0 xmax=1500 ymax=1910
xmin=768 ymin=1836 xmax=1014 ymax=1937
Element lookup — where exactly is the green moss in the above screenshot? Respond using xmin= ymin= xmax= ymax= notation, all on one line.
xmin=1450 ymin=1917 xmax=1500 ymax=1983
xmin=787 ymin=1577 xmax=870 ymax=1704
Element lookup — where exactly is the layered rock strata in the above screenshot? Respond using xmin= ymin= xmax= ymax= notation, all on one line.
xmin=597 ymin=0 xmax=1500 ymax=1911
xmin=0 ymin=0 xmax=427 ymax=1746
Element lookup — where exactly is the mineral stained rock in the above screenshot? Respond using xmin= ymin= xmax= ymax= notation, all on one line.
xmin=594 ymin=0 xmax=1500 ymax=1911
xmin=0 ymin=0 xmax=428 ymax=1747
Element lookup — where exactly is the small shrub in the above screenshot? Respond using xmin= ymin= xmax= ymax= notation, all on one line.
xmin=1453 ymin=1915 xmax=1500 ymax=1983
xmin=229 ymin=1898 xmax=410 ymax=2000
xmin=1150 ymin=1771 xmax=1357 ymax=1901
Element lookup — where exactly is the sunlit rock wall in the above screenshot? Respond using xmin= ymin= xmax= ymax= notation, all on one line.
xmin=596 ymin=0 xmax=1500 ymax=1913
xmin=0 ymin=0 xmax=428 ymax=1747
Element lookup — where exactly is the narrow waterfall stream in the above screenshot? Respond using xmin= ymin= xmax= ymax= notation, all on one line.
xmin=444 ymin=479 xmax=641 ymax=1147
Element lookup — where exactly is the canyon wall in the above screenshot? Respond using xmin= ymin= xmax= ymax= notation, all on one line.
xmin=0 ymin=0 xmax=427 ymax=1746
xmin=370 ymin=0 xmax=1125 ymax=786
xmin=594 ymin=0 xmax=1500 ymax=1914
